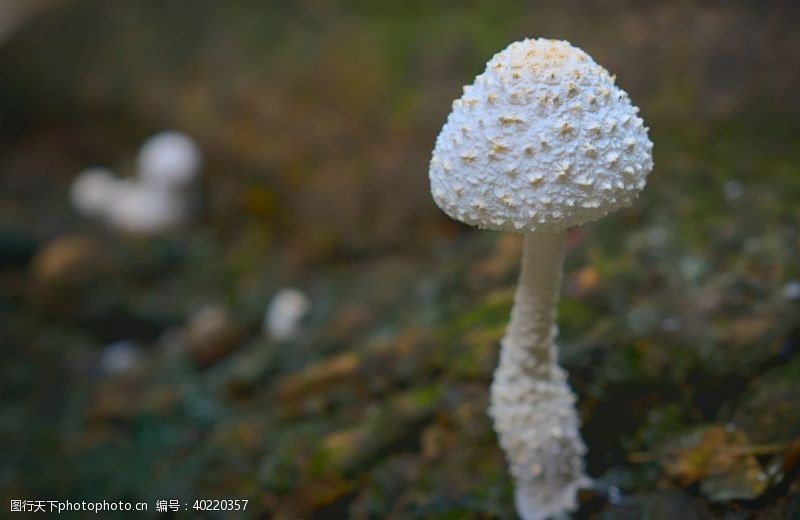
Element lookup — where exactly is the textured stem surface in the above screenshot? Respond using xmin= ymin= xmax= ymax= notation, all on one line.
xmin=489 ymin=231 xmax=590 ymax=520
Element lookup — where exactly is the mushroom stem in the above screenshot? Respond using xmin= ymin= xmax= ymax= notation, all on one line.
xmin=507 ymin=231 xmax=566 ymax=368
xmin=490 ymin=231 xmax=590 ymax=520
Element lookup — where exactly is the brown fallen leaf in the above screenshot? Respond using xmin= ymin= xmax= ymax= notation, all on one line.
xmin=641 ymin=424 xmax=772 ymax=501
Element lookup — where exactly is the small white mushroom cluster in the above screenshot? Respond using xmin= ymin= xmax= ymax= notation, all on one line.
xmin=429 ymin=38 xmax=654 ymax=520
xmin=70 ymin=131 xmax=202 ymax=234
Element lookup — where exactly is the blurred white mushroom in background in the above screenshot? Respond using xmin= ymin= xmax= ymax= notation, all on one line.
xmin=104 ymin=180 xmax=189 ymax=234
xmin=137 ymin=131 xmax=202 ymax=193
xmin=69 ymin=131 xmax=202 ymax=235
xmin=69 ymin=167 xmax=121 ymax=218
xmin=265 ymin=288 xmax=311 ymax=341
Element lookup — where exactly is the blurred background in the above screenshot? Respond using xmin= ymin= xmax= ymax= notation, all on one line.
xmin=1 ymin=1 xmax=800 ymax=518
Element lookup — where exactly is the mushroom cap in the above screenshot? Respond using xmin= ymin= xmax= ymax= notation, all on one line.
xmin=70 ymin=167 xmax=120 ymax=217
xmin=429 ymin=38 xmax=653 ymax=233
xmin=137 ymin=131 xmax=202 ymax=191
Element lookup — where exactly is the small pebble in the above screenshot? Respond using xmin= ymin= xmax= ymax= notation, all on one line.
xmin=723 ymin=180 xmax=743 ymax=201
xmin=782 ymin=280 xmax=800 ymax=301
xmin=100 ymin=340 xmax=141 ymax=375
xmin=661 ymin=316 xmax=681 ymax=332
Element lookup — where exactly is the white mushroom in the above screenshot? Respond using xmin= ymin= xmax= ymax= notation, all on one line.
xmin=70 ymin=167 xmax=121 ymax=218
xmin=104 ymin=180 xmax=189 ymax=234
xmin=136 ymin=131 xmax=202 ymax=193
xmin=429 ymin=38 xmax=653 ymax=520
xmin=265 ymin=288 xmax=311 ymax=342
xmin=70 ymin=132 xmax=202 ymax=234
